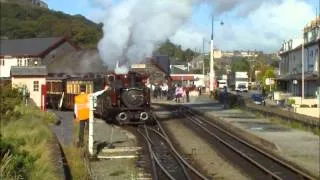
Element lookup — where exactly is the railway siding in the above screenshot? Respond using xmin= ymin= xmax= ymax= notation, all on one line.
xmin=179 ymin=96 xmax=319 ymax=178
xmin=153 ymin=95 xmax=319 ymax=178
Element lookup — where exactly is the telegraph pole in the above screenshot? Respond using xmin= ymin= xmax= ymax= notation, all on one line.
xmin=202 ymin=38 xmax=205 ymax=75
xmin=302 ymin=32 xmax=305 ymax=102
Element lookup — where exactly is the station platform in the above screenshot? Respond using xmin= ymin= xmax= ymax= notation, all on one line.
xmin=153 ymin=95 xmax=320 ymax=177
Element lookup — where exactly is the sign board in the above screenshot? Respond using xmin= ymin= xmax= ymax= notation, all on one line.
xmin=235 ymin=72 xmax=248 ymax=78
xmin=265 ymin=78 xmax=275 ymax=85
xmin=131 ymin=64 xmax=146 ymax=69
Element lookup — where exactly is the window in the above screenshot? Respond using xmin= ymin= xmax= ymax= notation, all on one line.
xmin=33 ymin=81 xmax=39 ymax=91
xmin=27 ymin=59 xmax=31 ymax=66
xmin=17 ymin=59 xmax=22 ymax=66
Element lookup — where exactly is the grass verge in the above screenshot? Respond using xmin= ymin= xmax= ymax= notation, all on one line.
xmin=61 ymin=120 xmax=90 ymax=180
xmin=1 ymin=105 xmax=58 ymax=179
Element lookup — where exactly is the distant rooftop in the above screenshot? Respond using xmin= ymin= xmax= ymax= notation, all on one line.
xmin=0 ymin=37 xmax=68 ymax=57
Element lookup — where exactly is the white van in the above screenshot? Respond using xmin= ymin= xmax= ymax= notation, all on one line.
xmin=218 ymin=80 xmax=228 ymax=89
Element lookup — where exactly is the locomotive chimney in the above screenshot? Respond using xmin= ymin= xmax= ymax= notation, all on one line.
xmin=128 ymin=72 xmax=136 ymax=87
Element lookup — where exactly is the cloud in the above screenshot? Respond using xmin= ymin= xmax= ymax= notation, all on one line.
xmin=170 ymin=0 xmax=315 ymax=53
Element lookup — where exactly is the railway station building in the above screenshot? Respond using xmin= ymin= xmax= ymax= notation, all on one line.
xmin=0 ymin=37 xmax=78 ymax=78
xmin=11 ymin=66 xmax=47 ymax=108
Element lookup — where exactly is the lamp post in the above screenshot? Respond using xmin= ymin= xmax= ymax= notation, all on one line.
xmin=209 ymin=15 xmax=224 ymax=96
xmin=302 ymin=32 xmax=305 ymax=102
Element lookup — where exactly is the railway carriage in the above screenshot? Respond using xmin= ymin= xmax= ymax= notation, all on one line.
xmin=46 ymin=72 xmax=152 ymax=125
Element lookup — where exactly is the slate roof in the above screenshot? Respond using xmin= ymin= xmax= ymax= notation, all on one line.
xmin=11 ymin=66 xmax=48 ymax=76
xmin=152 ymin=55 xmax=171 ymax=75
xmin=47 ymin=50 xmax=109 ymax=75
xmin=0 ymin=37 xmax=70 ymax=57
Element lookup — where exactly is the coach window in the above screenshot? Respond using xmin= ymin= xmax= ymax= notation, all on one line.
xmin=33 ymin=81 xmax=39 ymax=91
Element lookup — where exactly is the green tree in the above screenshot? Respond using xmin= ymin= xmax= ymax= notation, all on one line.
xmin=231 ymin=58 xmax=250 ymax=72
xmin=0 ymin=2 xmax=103 ymax=48
xmin=256 ymin=66 xmax=275 ymax=92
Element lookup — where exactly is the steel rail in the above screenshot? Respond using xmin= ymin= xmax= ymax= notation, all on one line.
xmin=152 ymin=115 xmax=209 ymax=180
xmin=137 ymin=128 xmax=174 ymax=180
xmin=145 ymin=126 xmax=191 ymax=180
xmin=181 ymin=106 xmax=316 ymax=180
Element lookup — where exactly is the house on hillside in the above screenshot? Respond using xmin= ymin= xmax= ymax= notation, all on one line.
xmin=0 ymin=37 xmax=78 ymax=78
xmin=11 ymin=66 xmax=47 ymax=108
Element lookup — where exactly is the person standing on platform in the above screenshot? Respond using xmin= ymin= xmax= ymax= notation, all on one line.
xmin=186 ymin=85 xmax=190 ymax=102
xmin=161 ymin=82 xmax=168 ymax=100
xmin=223 ymin=86 xmax=228 ymax=109
xmin=74 ymin=84 xmax=109 ymax=147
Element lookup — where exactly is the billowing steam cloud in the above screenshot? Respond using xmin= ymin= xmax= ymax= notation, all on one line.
xmin=94 ymin=0 xmax=278 ymax=74
xmin=97 ymin=0 xmax=195 ymax=74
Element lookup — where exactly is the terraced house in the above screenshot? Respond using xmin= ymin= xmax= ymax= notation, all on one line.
xmin=278 ymin=16 xmax=320 ymax=97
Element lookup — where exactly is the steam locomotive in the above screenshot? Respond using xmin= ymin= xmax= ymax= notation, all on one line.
xmin=46 ymin=71 xmax=153 ymax=125
xmin=95 ymin=71 xmax=152 ymax=125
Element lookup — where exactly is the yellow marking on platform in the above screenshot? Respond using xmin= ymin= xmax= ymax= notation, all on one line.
xmin=97 ymin=155 xmax=137 ymax=159
xmin=101 ymin=147 xmax=142 ymax=153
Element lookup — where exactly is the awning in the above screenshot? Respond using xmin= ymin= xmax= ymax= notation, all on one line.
xmin=276 ymin=72 xmax=319 ymax=81
xmin=171 ymin=76 xmax=195 ymax=81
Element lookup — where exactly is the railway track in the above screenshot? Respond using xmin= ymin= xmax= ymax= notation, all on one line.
xmin=137 ymin=117 xmax=209 ymax=180
xmin=177 ymin=106 xmax=316 ymax=180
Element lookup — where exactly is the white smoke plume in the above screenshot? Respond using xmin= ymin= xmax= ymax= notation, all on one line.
xmin=93 ymin=0 xmax=277 ymax=74
xmin=96 ymin=0 xmax=196 ymax=74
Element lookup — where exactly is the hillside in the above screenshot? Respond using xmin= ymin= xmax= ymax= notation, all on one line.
xmin=0 ymin=2 xmax=103 ymax=48
xmin=0 ymin=2 xmax=197 ymax=60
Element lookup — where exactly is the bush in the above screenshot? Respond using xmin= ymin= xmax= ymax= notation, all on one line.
xmin=0 ymin=85 xmax=23 ymax=121
xmin=300 ymin=104 xmax=309 ymax=108
xmin=311 ymin=104 xmax=317 ymax=108
xmin=1 ymin=85 xmax=58 ymax=180
xmin=0 ymin=136 xmax=36 ymax=179
xmin=287 ymin=99 xmax=295 ymax=106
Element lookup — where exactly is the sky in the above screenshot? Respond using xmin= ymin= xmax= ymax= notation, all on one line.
xmin=45 ymin=0 xmax=318 ymax=53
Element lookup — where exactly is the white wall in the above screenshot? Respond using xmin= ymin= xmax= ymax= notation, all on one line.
xmin=0 ymin=57 xmax=17 ymax=77
xmin=0 ymin=57 xmax=42 ymax=78
xmin=11 ymin=77 xmax=46 ymax=107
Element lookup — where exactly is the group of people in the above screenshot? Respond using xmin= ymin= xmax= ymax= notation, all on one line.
xmin=147 ymin=82 xmax=191 ymax=103
xmin=147 ymin=82 xmax=169 ymax=100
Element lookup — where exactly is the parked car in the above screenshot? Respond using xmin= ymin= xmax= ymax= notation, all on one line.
xmin=250 ymin=94 xmax=265 ymax=105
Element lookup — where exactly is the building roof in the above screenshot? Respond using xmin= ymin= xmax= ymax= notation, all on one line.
xmin=151 ymin=55 xmax=171 ymax=75
xmin=0 ymin=37 xmax=76 ymax=57
xmin=11 ymin=66 xmax=48 ymax=76
xmin=47 ymin=50 xmax=108 ymax=75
